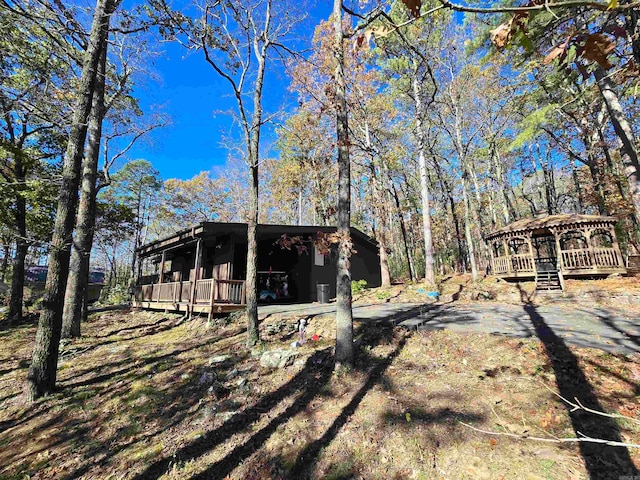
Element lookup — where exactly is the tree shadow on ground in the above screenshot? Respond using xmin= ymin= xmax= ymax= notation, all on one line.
xmin=188 ymin=322 xmax=408 ymax=480
xmin=583 ymin=307 xmax=640 ymax=350
xmin=283 ymin=332 xmax=406 ymax=480
xmin=131 ymin=347 xmax=335 ymax=480
xmin=516 ymin=285 xmax=637 ymax=478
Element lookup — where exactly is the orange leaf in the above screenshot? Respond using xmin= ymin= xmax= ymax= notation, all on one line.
xmin=544 ymin=45 xmax=567 ymax=65
xmin=490 ymin=23 xmax=512 ymax=50
xmin=489 ymin=437 xmax=498 ymax=448
xmin=582 ymin=33 xmax=615 ymax=69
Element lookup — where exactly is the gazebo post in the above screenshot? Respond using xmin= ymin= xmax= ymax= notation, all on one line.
xmin=488 ymin=240 xmax=495 ymax=275
xmin=609 ymin=225 xmax=624 ymax=268
xmin=503 ymin=238 xmax=512 ymax=275
xmin=525 ymin=233 xmax=534 ymax=273
xmin=550 ymin=227 xmax=566 ymax=290
xmin=551 ymin=227 xmax=563 ymax=271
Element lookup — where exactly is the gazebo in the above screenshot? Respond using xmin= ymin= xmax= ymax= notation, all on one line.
xmin=486 ymin=214 xmax=626 ymax=291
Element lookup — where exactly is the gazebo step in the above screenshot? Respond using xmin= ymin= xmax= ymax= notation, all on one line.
xmin=536 ymin=270 xmax=563 ymax=292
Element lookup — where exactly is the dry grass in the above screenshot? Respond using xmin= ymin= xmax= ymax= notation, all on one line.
xmin=1 ymin=308 xmax=640 ymax=479
xmin=354 ymin=274 xmax=640 ymax=312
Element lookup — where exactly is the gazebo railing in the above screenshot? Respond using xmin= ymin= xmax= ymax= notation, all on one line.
xmin=561 ymin=247 xmax=621 ymax=270
xmin=511 ymin=254 xmax=534 ymax=273
xmin=492 ymin=254 xmax=535 ymax=275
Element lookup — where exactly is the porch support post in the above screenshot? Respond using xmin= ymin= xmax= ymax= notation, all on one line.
xmin=189 ymin=238 xmax=202 ymax=319
xmin=159 ymin=250 xmax=166 ymax=284
xmin=156 ymin=250 xmax=166 ymax=302
xmin=208 ymin=278 xmax=217 ymax=322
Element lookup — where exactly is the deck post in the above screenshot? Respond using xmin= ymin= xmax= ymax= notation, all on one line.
xmin=208 ymin=278 xmax=217 ymax=322
xmin=189 ymin=238 xmax=202 ymax=319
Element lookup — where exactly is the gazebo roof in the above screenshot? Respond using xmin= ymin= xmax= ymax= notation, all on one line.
xmin=486 ymin=214 xmax=618 ymax=240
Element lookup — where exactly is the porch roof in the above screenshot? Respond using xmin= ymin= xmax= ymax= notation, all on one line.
xmin=136 ymin=222 xmax=378 ymax=257
xmin=486 ymin=214 xmax=618 ymax=241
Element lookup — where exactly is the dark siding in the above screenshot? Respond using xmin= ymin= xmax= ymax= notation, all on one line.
xmin=351 ymin=237 xmax=382 ymax=288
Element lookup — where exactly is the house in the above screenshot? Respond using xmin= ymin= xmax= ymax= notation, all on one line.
xmin=133 ymin=222 xmax=381 ymax=316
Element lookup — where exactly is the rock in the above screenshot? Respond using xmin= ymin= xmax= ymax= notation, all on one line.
xmin=250 ymin=348 xmax=264 ymax=358
xmin=260 ymin=349 xmax=298 ymax=369
xmin=225 ymin=368 xmax=239 ymax=380
xmin=180 ymin=373 xmax=191 ymax=380
xmin=208 ymin=355 xmax=230 ymax=365
xmin=207 ymin=381 xmax=229 ymax=398
xmin=199 ymin=371 xmax=215 ymax=384
xmin=215 ymin=411 xmax=238 ymax=422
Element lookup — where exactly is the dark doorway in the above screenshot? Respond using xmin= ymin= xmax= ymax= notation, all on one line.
xmin=233 ymin=243 xmax=247 ymax=280
xmin=533 ymin=235 xmax=557 ymax=272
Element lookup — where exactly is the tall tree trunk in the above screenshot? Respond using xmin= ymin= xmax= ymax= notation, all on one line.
xmin=0 ymin=242 xmax=10 ymax=282
xmin=62 ymin=42 xmax=107 ymax=339
xmin=569 ymin=156 xmax=586 ymax=213
xmin=364 ymin=123 xmax=391 ymax=288
xmin=333 ymin=0 xmax=353 ymax=367
xmin=412 ymin=69 xmax=435 ymax=286
xmin=493 ymin=149 xmax=511 ymax=225
xmin=27 ymin=0 xmax=116 ymax=401
xmin=391 ymin=183 xmax=414 ymax=281
xmin=8 ymin=152 xmax=27 ymax=325
xmin=461 ymin=173 xmax=478 ymax=281
xmin=594 ymin=67 xmax=640 ymax=233
xmin=243 ymin=7 xmax=270 ymax=347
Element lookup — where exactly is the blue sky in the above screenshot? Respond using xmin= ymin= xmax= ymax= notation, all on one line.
xmin=120 ymin=0 xmax=335 ymax=181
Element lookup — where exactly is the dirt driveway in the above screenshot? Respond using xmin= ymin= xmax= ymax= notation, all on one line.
xmin=259 ymin=300 xmax=640 ymax=354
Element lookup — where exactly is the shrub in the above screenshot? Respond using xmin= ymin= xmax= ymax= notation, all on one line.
xmin=351 ymin=279 xmax=368 ymax=295
xmin=375 ymin=289 xmax=390 ymax=300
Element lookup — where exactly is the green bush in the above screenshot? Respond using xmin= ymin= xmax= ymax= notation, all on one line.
xmin=99 ymin=283 xmax=131 ymax=305
xmin=351 ymin=279 xmax=368 ymax=295
xmin=375 ymin=290 xmax=390 ymax=300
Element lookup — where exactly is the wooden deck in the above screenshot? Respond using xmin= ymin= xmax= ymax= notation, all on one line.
xmin=133 ymin=278 xmax=246 ymax=316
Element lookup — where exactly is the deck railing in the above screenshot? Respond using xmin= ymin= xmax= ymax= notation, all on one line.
xmin=194 ymin=278 xmax=246 ymax=304
xmin=137 ymin=278 xmax=245 ymax=306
